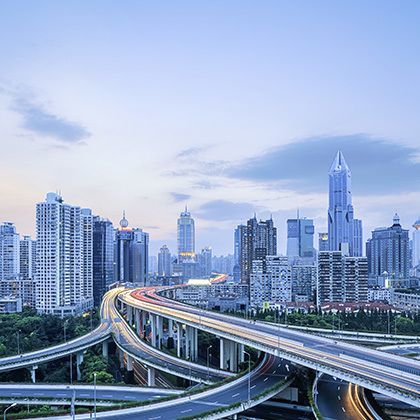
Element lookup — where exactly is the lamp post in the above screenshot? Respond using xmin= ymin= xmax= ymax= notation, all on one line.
xmin=207 ymin=345 xmax=213 ymax=380
xmin=64 ymin=319 xmax=69 ymax=342
xmin=3 ymin=403 xmax=17 ymax=420
xmin=16 ymin=330 xmax=21 ymax=355
xmin=93 ymin=372 xmax=97 ymax=419
xmin=244 ymin=351 xmax=251 ymax=405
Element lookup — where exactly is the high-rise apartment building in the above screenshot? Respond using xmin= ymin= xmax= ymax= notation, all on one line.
xmin=92 ymin=217 xmax=114 ymax=306
xmin=286 ymin=216 xmax=315 ymax=260
xmin=327 ymin=151 xmax=362 ymax=256
xmin=239 ymin=216 xmax=277 ymax=285
xmin=35 ymin=193 xmax=93 ymax=316
xmin=250 ymin=256 xmax=291 ymax=307
xmin=366 ymin=214 xmax=409 ymax=280
xmin=81 ymin=209 xmax=93 ymax=305
xmin=317 ymin=251 xmax=368 ymax=305
xmin=0 ymin=222 xmax=20 ymax=282
xmin=412 ymin=218 xmax=420 ymax=269
xmin=291 ymin=264 xmax=317 ymax=302
xmin=0 ymin=222 xmax=22 ymax=308
xmin=19 ymin=235 xmax=36 ymax=306
xmin=158 ymin=245 xmax=172 ymax=277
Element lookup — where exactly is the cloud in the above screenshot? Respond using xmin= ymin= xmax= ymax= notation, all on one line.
xmin=196 ymin=200 xmax=257 ymax=221
xmin=227 ymin=134 xmax=420 ymax=195
xmin=176 ymin=147 xmax=204 ymax=159
xmin=170 ymin=192 xmax=191 ymax=202
xmin=11 ymin=97 xmax=90 ymax=144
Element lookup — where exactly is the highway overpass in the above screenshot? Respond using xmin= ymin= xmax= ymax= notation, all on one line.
xmin=118 ymin=286 xmax=420 ymax=408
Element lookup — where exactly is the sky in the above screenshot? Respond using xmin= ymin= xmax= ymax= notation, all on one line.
xmin=1 ymin=0 xmax=420 ymax=256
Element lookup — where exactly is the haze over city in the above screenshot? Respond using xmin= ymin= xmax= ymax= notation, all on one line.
xmin=1 ymin=1 xmax=420 ymax=256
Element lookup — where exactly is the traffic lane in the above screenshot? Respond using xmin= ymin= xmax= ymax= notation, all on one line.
xmin=244 ymin=405 xmax=313 ymax=420
xmin=93 ymin=355 xmax=289 ymax=419
xmin=0 ymin=385 xmax=178 ymax=402
xmin=317 ymin=375 xmax=358 ymax=420
xmin=147 ymin=296 xmax=420 ymax=378
xmin=111 ymin=305 xmax=225 ymax=383
xmin=0 ymin=325 xmax=110 ymax=369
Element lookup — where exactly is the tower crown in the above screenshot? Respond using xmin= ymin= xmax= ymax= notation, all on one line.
xmin=329 ymin=150 xmax=350 ymax=174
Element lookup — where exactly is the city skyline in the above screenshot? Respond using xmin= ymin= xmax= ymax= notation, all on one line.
xmin=1 ymin=2 xmax=420 ymax=255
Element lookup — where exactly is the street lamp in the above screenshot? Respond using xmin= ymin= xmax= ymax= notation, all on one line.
xmin=244 ymin=351 xmax=251 ymax=405
xmin=16 ymin=330 xmax=21 ymax=355
xmin=206 ymin=345 xmax=213 ymax=380
xmin=93 ymin=372 xmax=97 ymax=419
xmin=64 ymin=319 xmax=69 ymax=342
xmin=3 ymin=403 xmax=17 ymax=420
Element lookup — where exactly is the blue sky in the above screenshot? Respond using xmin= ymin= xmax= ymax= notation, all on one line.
xmin=1 ymin=1 xmax=420 ymax=255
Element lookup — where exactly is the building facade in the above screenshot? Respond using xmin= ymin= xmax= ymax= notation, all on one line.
xmin=287 ymin=216 xmax=315 ymax=260
xmin=327 ymin=151 xmax=362 ymax=256
xmin=366 ymin=214 xmax=410 ymax=280
xmin=158 ymin=245 xmax=172 ymax=277
xmin=317 ymin=251 xmax=368 ymax=305
xmin=240 ymin=216 xmax=277 ymax=285
xmin=92 ymin=217 xmax=115 ymax=306
xmin=114 ymin=213 xmax=149 ymax=286
xmin=35 ymin=193 xmax=93 ymax=316
xmin=412 ymin=218 xmax=420 ymax=269
xmin=250 ymin=256 xmax=291 ymax=308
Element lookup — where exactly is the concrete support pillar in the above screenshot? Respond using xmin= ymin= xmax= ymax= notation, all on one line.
xmin=76 ymin=352 xmax=84 ymax=381
xmin=220 ymin=338 xmax=226 ymax=370
xmin=230 ymin=341 xmax=238 ymax=372
xmin=147 ymin=367 xmax=156 ymax=386
xmin=126 ymin=355 xmax=133 ymax=371
xmin=168 ymin=319 xmax=174 ymax=339
xmin=150 ymin=314 xmax=157 ymax=347
xmin=30 ymin=365 xmax=38 ymax=383
xmin=102 ymin=341 xmax=109 ymax=358
xmin=185 ymin=325 xmax=192 ymax=360
xmin=157 ymin=316 xmax=163 ymax=349
xmin=176 ymin=322 xmax=182 ymax=358
xmin=127 ymin=305 xmax=133 ymax=326
xmin=239 ymin=343 xmax=245 ymax=363
xmin=135 ymin=309 xmax=141 ymax=336
xmin=191 ymin=328 xmax=198 ymax=362
xmin=119 ymin=348 xmax=124 ymax=369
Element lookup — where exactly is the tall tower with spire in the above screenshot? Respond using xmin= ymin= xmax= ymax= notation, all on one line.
xmin=327 ymin=151 xmax=362 ymax=256
xmin=177 ymin=206 xmax=195 ymax=258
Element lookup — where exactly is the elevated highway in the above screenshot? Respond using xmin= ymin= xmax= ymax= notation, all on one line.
xmin=119 ymin=286 xmax=420 ymax=408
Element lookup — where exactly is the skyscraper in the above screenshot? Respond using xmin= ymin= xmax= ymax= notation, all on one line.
xmin=35 ymin=193 xmax=93 ymax=316
xmin=177 ymin=206 xmax=195 ymax=258
xmin=114 ymin=212 xmax=149 ymax=286
xmin=412 ymin=218 xmax=420 ymax=269
xmin=286 ymin=215 xmax=315 ymax=260
xmin=353 ymin=219 xmax=363 ymax=257
xmin=199 ymin=246 xmax=212 ymax=277
xmin=240 ymin=216 xmax=277 ymax=285
xmin=92 ymin=216 xmax=114 ymax=306
xmin=317 ymin=251 xmax=368 ymax=305
xmin=328 ymin=151 xmax=362 ymax=256
xmin=158 ymin=245 xmax=172 ymax=276
xmin=366 ymin=214 xmax=410 ymax=280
